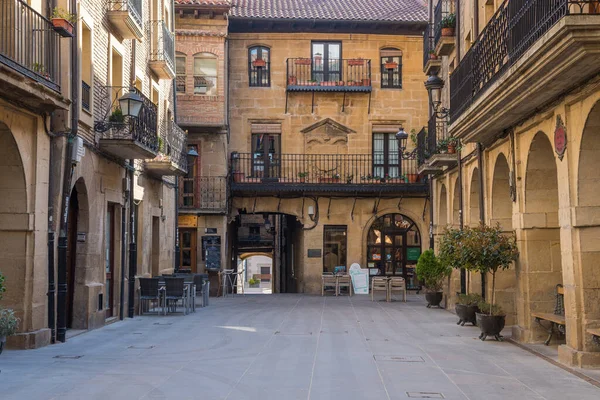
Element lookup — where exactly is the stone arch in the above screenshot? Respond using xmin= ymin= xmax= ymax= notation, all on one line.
xmin=491 ymin=153 xmax=513 ymax=230
xmin=452 ymin=177 xmax=460 ymax=226
xmin=469 ymin=167 xmax=481 ymax=226
xmin=361 ymin=206 xmax=428 ymax=247
xmin=439 ymin=184 xmax=448 ymax=228
xmin=0 ymin=122 xmax=28 ymax=326
xmin=525 ymin=132 xmax=559 ymax=215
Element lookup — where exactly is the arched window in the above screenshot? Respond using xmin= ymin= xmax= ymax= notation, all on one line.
xmin=193 ymin=52 xmax=217 ymax=95
xmin=248 ymin=46 xmax=270 ymax=87
xmin=380 ymin=48 xmax=402 ymax=89
xmin=366 ymin=213 xmax=421 ymax=289
xmin=175 ymin=52 xmax=186 ymax=93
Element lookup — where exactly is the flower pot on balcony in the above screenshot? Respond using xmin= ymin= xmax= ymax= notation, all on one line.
xmin=338 ymin=81 xmax=345 ymax=86
xmin=407 ymin=174 xmax=419 ymax=183
xmin=441 ymin=27 xmax=455 ymax=37
xmin=385 ymin=61 xmax=398 ymax=70
xmin=51 ymin=18 xmax=74 ymax=38
xmin=429 ymin=53 xmax=438 ymax=60
xmin=348 ymin=58 xmax=364 ymax=66
xmin=319 ymin=177 xmax=340 ymax=183
xmin=233 ymin=172 xmax=244 ymax=183
xmin=447 ymin=143 xmax=456 ymax=154
xmin=288 ymin=76 xmax=297 ymax=85
xmin=295 ymin=58 xmax=312 ymax=65
xmin=252 ymin=59 xmax=266 ymax=68
xmin=362 ymin=78 xmax=371 ymax=86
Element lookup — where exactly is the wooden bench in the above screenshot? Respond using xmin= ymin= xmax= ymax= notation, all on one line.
xmin=532 ymin=284 xmax=565 ymax=345
xmin=587 ymin=328 xmax=600 ymax=346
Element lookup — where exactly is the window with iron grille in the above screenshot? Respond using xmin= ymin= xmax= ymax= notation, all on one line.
xmin=380 ymin=48 xmax=402 ymax=89
xmin=176 ymin=52 xmax=186 ymax=93
xmin=248 ymin=46 xmax=270 ymax=87
xmin=181 ymin=145 xmax=198 ymax=207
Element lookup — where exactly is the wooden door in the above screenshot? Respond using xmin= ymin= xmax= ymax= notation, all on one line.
xmin=105 ymin=204 xmax=115 ymax=318
xmin=180 ymin=229 xmax=197 ymax=272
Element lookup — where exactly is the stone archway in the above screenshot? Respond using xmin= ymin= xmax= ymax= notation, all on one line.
xmin=0 ymin=123 xmax=28 ymax=330
xmin=517 ymin=131 xmax=562 ymax=343
xmin=490 ymin=153 xmax=517 ymax=325
xmin=452 ymin=177 xmax=460 ymax=226
xmin=439 ymin=184 xmax=448 ymax=228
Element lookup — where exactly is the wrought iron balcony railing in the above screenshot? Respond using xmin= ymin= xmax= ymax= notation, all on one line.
xmin=286 ymin=58 xmax=372 ymax=91
xmin=230 ymin=153 xmax=423 ymax=187
xmin=0 ymin=0 xmax=61 ymax=92
xmin=423 ymin=24 xmax=435 ymax=69
xmin=94 ymin=86 xmax=159 ymax=156
xmin=82 ymin=81 xmax=91 ymax=112
xmin=108 ymin=0 xmax=142 ymax=30
xmin=450 ymin=0 xmax=600 ymax=124
xmin=149 ymin=20 xmax=175 ymax=78
xmin=180 ymin=176 xmax=227 ymax=211
xmin=434 ymin=0 xmax=454 ymax=47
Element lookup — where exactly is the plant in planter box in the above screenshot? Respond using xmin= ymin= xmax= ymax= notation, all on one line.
xmin=460 ymin=224 xmax=519 ymax=341
xmin=429 ymin=50 xmax=438 ymax=60
xmin=298 ymin=171 xmax=308 ymax=182
xmin=455 ymin=293 xmax=482 ymax=326
xmin=108 ymin=108 xmax=125 ymax=124
xmin=51 ymin=7 xmax=77 ymax=37
xmin=437 ymin=138 xmax=449 ymax=153
xmin=441 ymin=13 xmax=456 ymax=37
xmin=384 ymin=61 xmax=398 ymax=70
xmin=416 ymin=249 xmax=451 ymax=308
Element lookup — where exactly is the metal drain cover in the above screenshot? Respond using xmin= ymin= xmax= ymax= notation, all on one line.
xmin=407 ymin=392 xmax=444 ymax=398
xmin=127 ymin=345 xmax=155 ymax=349
xmin=153 ymin=322 xmax=173 ymax=326
xmin=374 ymin=355 xmax=425 ymax=362
xmin=53 ymin=355 xmax=83 ymax=359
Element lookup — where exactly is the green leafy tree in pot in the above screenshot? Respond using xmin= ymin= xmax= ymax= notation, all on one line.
xmin=0 ymin=272 xmax=20 ymax=355
xmin=416 ymin=249 xmax=451 ymax=308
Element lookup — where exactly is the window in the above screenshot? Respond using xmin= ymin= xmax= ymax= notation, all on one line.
xmin=323 ymin=226 xmax=347 ymax=274
xmin=249 ymin=46 xmax=270 ymax=87
xmin=193 ymin=52 xmax=217 ymax=95
xmin=380 ymin=48 xmax=402 ymax=89
xmin=373 ymin=133 xmax=400 ymax=179
xmin=181 ymin=145 xmax=198 ymax=207
xmin=251 ymin=133 xmax=281 ymax=178
xmin=81 ymin=22 xmax=92 ymax=113
xmin=176 ymin=52 xmax=186 ymax=93
xmin=312 ymin=42 xmax=341 ymax=83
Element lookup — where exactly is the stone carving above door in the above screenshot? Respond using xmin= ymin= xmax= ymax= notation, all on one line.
xmin=300 ymin=118 xmax=355 ymax=153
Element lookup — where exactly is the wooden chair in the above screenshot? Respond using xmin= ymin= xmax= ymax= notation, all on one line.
xmin=337 ymin=275 xmax=352 ymax=296
xmin=322 ymin=275 xmax=337 ymax=296
xmin=389 ymin=277 xmax=407 ymax=302
xmin=371 ymin=277 xmax=389 ymax=301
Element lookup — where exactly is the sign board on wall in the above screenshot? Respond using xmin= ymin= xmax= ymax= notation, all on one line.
xmin=178 ymin=215 xmax=197 ymax=228
xmin=407 ymin=247 xmax=421 ymax=261
xmin=307 ymin=249 xmax=322 ymax=258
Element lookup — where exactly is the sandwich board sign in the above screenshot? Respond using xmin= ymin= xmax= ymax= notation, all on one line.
xmin=349 ymin=263 xmax=369 ymax=294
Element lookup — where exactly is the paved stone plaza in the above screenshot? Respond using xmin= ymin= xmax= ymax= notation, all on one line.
xmin=1 ymin=295 xmax=600 ymax=400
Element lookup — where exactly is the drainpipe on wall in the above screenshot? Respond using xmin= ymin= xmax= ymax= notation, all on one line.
xmin=119 ymin=185 xmax=127 ymax=321
xmin=56 ymin=0 xmax=79 ymax=343
xmin=127 ymin=40 xmax=137 ymax=318
xmin=456 ymin=0 xmax=461 ymax=62
xmin=477 ymin=142 xmax=486 ymax=300
xmin=457 ymin=147 xmax=465 ymax=294
xmin=46 ymin=114 xmax=56 ymax=344
xmin=173 ymin=5 xmax=180 ymax=273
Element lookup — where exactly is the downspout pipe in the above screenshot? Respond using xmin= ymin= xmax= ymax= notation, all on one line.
xmin=119 ymin=186 xmax=127 ymax=320
xmin=128 ymin=41 xmax=137 ymax=318
xmin=56 ymin=0 xmax=79 ymax=343
xmin=173 ymin=3 xmax=180 ymax=273
xmin=457 ymin=147 xmax=465 ymax=294
xmin=477 ymin=142 xmax=486 ymax=299
xmin=46 ymin=115 xmax=55 ymax=344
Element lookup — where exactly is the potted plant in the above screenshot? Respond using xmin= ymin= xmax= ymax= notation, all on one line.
xmin=288 ymin=76 xmax=297 ymax=85
xmin=447 ymin=137 xmax=460 ymax=154
xmin=298 ymin=171 xmax=308 ymax=183
xmin=429 ymin=50 xmax=438 ymax=60
xmin=346 ymin=174 xmax=353 ymax=184
xmin=108 ymin=108 xmax=125 ymax=124
xmin=384 ymin=60 xmax=398 ymax=70
xmin=441 ymin=13 xmax=456 ymax=37
xmin=460 ymin=224 xmax=519 ymax=341
xmin=455 ymin=293 xmax=482 ymax=326
xmin=348 ymin=58 xmax=364 ymax=66
xmin=252 ymin=59 xmax=266 ymax=68
xmin=362 ymin=78 xmax=371 ymax=86
xmin=406 ymin=173 xmax=420 ymax=183
xmin=51 ymin=7 xmax=77 ymax=38
xmin=416 ymin=249 xmax=451 ymax=308
xmin=437 ymin=138 xmax=449 ymax=154
xmin=248 ymin=278 xmax=260 ymax=288
xmin=0 ymin=273 xmax=19 ymax=355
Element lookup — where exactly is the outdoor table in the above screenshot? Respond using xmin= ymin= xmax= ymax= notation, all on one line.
xmin=157 ymin=280 xmax=195 ymax=315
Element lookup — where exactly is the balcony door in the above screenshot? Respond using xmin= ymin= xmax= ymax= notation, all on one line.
xmin=373 ymin=133 xmax=400 ymax=179
xmin=252 ymin=134 xmax=280 ymax=180
xmin=312 ymin=42 xmax=341 ymax=83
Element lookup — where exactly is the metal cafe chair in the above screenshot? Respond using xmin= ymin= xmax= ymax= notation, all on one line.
xmin=163 ymin=277 xmax=188 ymax=315
xmin=138 ymin=278 xmax=161 ymax=314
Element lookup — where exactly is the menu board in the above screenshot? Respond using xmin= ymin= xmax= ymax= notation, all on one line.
xmin=407 ymin=247 xmax=421 ymax=261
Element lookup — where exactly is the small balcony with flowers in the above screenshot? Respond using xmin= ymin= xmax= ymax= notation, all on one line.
xmin=145 ymin=121 xmax=188 ymax=177
xmin=107 ymin=0 xmax=143 ymax=40
xmin=433 ymin=0 xmax=456 ymax=57
xmin=148 ymin=20 xmax=175 ymax=80
xmin=417 ymin=114 xmax=458 ymax=176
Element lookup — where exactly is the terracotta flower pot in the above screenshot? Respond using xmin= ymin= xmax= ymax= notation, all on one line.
xmin=362 ymin=78 xmax=371 ymax=86
xmin=441 ymin=27 xmax=455 ymax=37
xmin=233 ymin=172 xmax=244 ymax=183
xmin=448 ymin=144 xmax=456 ymax=154
xmin=425 ymin=292 xmax=443 ymax=308
xmin=51 ymin=18 xmax=74 ymax=37
xmin=455 ymin=304 xmax=479 ymax=326
xmin=476 ymin=313 xmax=506 ymax=341
xmin=429 ymin=53 xmax=438 ymax=60
xmin=288 ymin=76 xmax=297 ymax=85
xmin=407 ymin=173 xmax=419 ymax=183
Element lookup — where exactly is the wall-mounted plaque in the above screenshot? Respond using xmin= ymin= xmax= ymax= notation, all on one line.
xmin=307 ymin=249 xmax=322 ymax=258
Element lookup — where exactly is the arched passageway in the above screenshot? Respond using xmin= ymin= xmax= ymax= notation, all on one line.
xmin=439 ymin=184 xmax=448 ymax=228
xmin=490 ymin=154 xmax=516 ymax=325
xmin=237 ymin=254 xmax=273 ymax=294
xmin=452 ymin=177 xmax=460 ymax=226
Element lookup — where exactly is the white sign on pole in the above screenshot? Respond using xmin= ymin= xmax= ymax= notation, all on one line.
xmin=349 ymin=263 xmax=369 ymax=294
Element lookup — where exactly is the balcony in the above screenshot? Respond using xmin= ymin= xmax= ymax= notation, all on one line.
xmin=418 ymin=116 xmax=457 ymax=175
xmin=107 ymin=0 xmax=143 ymax=40
xmin=423 ymin=24 xmax=441 ymax=75
xmin=95 ymin=86 xmax=159 ymax=160
xmin=230 ymin=153 xmax=428 ymax=197
xmin=180 ymin=176 xmax=228 ymax=213
xmin=0 ymin=0 xmax=65 ymax=111
xmin=148 ymin=20 xmax=175 ymax=80
xmin=434 ymin=0 xmax=455 ymax=56
xmin=145 ymin=122 xmax=187 ymax=177
xmin=450 ymin=0 xmax=600 ymax=143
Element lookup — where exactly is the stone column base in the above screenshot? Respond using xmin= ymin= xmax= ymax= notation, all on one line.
xmin=559 ymin=344 xmax=600 ymax=369
xmin=6 ymin=328 xmax=51 ymax=349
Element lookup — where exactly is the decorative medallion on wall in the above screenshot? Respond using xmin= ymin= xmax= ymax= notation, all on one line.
xmin=554 ymin=115 xmax=567 ymax=161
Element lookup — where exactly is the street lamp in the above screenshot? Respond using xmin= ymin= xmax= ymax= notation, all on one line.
xmin=118 ymin=89 xmax=144 ymax=118
xmin=264 ymin=214 xmax=272 ymax=232
xmin=186 ymin=147 xmax=199 ymax=169
xmin=395 ymin=126 xmax=408 ymax=153
xmin=425 ymin=73 xmax=449 ymax=119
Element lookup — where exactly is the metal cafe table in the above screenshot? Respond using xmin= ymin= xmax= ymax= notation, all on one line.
xmin=158 ymin=276 xmax=196 ymax=315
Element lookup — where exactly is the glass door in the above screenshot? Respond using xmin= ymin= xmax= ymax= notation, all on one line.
xmin=312 ymin=42 xmax=341 ymax=84
xmin=251 ymin=134 xmax=281 ymax=180
xmin=179 ymin=229 xmax=197 ymax=273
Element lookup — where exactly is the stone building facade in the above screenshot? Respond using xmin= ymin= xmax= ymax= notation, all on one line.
xmin=422 ymin=0 xmax=600 ymax=368
xmin=175 ymin=0 xmax=432 ymax=295
xmin=1 ymin=0 xmax=184 ymax=349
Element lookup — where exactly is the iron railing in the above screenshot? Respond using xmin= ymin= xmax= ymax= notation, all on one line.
xmin=108 ymin=0 xmax=143 ymax=29
xmin=249 ymin=60 xmax=270 ymax=87
xmin=156 ymin=121 xmax=187 ymax=172
xmin=286 ymin=58 xmax=372 ymax=89
xmin=417 ymin=128 xmax=428 ymax=166
xmin=176 ymin=75 xmax=185 ymax=92
xmin=82 ymin=81 xmax=91 ymax=111
xmin=423 ymin=24 xmax=435 ymax=69
xmin=149 ymin=20 xmax=174 ymax=75
xmin=434 ymin=0 xmax=454 ymax=47
xmin=0 ymin=0 xmax=61 ymax=92
xmin=230 ymin=153 xmax=422 ymax=184
xmin=94 ymin=86 xmax=158 ymax=152
xmin=180 ymin=176 xmax=227 ymax=211
xmin=450 ymin=0 xmax=600 ymax=123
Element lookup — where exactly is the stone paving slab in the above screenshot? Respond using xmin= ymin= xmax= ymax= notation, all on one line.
xmin=1 ymin=294 xmax=599 ymax=400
